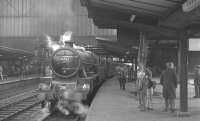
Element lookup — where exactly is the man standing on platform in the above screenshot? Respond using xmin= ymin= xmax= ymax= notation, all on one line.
xmin=0 ymin=65 xmax=3 ymax=80
xmin=116 ymin=65 xmax=126 ymax=90
xmin=193 ymin=65 xmax=200 ymax=98
xmin=160 ymin=62 xmax=177 ymax=112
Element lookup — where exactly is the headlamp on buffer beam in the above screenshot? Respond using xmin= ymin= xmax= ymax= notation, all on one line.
xmin=82 ymin=83 xmax=90 ymax=90
xmin=76 ymin=80 xmax=90 ymax=91
xmin=38 ymin=83 xmax=51 ymax=91
xmin=59 ymin=85 xmax=67 ymax=90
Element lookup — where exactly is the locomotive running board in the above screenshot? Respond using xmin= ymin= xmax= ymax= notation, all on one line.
xmin=52 ymin=81 xmax=77 ymax=89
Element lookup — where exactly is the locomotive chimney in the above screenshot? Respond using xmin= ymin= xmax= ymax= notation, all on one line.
xmin=61 ymin=31 xmax=73 ymax=48
xmin=64 ymin=41 xmax=73 ymax=48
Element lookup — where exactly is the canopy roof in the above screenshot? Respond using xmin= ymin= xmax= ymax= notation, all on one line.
xmin=81 ymin=0 xmax=200 ymax=39
xmin=0 ymin=46 xmax=34 ymax=60
xmin=80 ymin=0 xmax=200 ymax=60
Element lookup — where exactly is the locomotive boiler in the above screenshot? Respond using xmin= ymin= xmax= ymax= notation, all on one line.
xmin=51 ymin=46 xmax=104 ymax=96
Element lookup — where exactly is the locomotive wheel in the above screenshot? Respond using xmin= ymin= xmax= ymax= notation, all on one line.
xmin=41 ymin=100 xmax=58 ymax=113
xmin=41 ymin=100 xmax=46 ymax=108
xmin=41 ymin=101 xmax=51 ymax=113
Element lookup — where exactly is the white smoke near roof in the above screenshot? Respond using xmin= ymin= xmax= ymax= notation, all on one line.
xmin=45 ymin=35 xmax=60 ymax=51
xmin=45 ymin=31 xmax=85 ymax=51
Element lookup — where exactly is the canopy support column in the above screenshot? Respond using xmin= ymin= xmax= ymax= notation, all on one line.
xmin=177 ymin=30 xmax=190 ymax=117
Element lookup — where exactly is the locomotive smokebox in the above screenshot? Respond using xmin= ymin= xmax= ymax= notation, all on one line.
xmin=51 ymin=45 xmax=99 ymax=79
xmin=51 ymin=48 xmax=81 ymax=79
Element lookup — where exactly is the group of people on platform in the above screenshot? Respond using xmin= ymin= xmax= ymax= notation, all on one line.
xmin=116 ymin=64 xmax=131 ymax=90
xmin=116 ymin=61 xmax=178 ymax=112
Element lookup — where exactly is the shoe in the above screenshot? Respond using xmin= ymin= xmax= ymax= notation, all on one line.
xmin=162 ymin=108 xmax=168 ymax=112
xmin=193 ymin=96 xmax=198 ymax=98
xmin=170 ymin=108 xmax=176 ymax=113
xmin=140 ymin=107 xmax=146 ymax=112
xmin=148 ymin=107 xmax=154 ymax=110
xmin=147 ymin=107 xmax=153 ymax=110
xmin=137 ymin=105 xmax=142 ymax=108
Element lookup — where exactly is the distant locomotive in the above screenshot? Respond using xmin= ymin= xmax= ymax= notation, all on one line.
xmin=38 ymin=35 xmax=108 ymax=116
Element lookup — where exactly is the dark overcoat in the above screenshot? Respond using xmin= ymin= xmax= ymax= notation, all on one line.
xmin=160 ymin=68 xmax=177 ymax=99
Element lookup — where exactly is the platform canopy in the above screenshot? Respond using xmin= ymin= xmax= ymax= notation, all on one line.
xmin=84 ymin=37 xmax=138 ymax=60
xmin=81 ymin=0 xmax=200 ymax=40
xmin=0 ymin=46 xmax=34 ymax=60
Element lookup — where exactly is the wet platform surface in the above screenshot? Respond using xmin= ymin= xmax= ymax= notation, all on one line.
xmin=86 ymin=77 xmax=200 ymax=121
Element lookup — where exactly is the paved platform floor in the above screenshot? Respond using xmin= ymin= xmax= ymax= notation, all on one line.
xmin=0 ymin=74 xmax=41 ymax=84
xmin=86 ymin=77 xmax=200 ymax=121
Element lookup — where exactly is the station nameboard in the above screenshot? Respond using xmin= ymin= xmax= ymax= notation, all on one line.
xmin=182 ymin=0 xmax=200 ymax=12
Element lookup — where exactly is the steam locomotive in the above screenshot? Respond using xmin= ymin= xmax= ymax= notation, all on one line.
xmin=38 ymin=40 xmax=109 ymax=116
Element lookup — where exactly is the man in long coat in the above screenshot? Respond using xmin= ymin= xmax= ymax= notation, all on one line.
xmin=160 ymin=62 xmax=177 ymax=112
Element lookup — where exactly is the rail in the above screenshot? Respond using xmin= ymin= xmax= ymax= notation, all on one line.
xmin=0 ymin=95 xmax=40 ymax=121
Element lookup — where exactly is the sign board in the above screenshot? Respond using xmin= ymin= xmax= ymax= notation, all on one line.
xmin=189 ymin=38 xmax=200 ymax=51
xmin=182 ymin=0 xmax=200 ymax=12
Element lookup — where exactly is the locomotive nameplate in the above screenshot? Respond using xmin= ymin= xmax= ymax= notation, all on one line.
xmin=51 ymin=48 xmax=81 ymax=78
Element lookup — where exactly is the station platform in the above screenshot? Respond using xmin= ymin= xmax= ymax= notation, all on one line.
xmin=86 ymin=77 xmax=200 ymax=121
xmin=0 ymin=74 xmax=41 ymax=85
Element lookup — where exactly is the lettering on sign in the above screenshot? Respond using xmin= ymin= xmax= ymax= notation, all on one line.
xmin=182 ymin=0 xmax=200 ymax=12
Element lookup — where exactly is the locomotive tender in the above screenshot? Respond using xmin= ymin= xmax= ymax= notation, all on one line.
xmin=38 ymin=37 xmax=108 ymax=116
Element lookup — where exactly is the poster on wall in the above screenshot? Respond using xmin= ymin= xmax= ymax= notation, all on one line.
xmin=189 ymin=38 xmax=200 ymax=51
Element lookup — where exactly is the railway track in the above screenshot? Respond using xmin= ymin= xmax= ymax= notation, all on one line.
xmin=0 ymin=89 xmax=38 ymax=109
xmin=9 ymin=104 xmax=41 ymax=121
xmin=0 ymin=90 xmax=40 ymax=121
xmin=44 ymin=112 xmax=83 ymax=121
xmin=26 ymin=107 xmax=85 ymax=121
